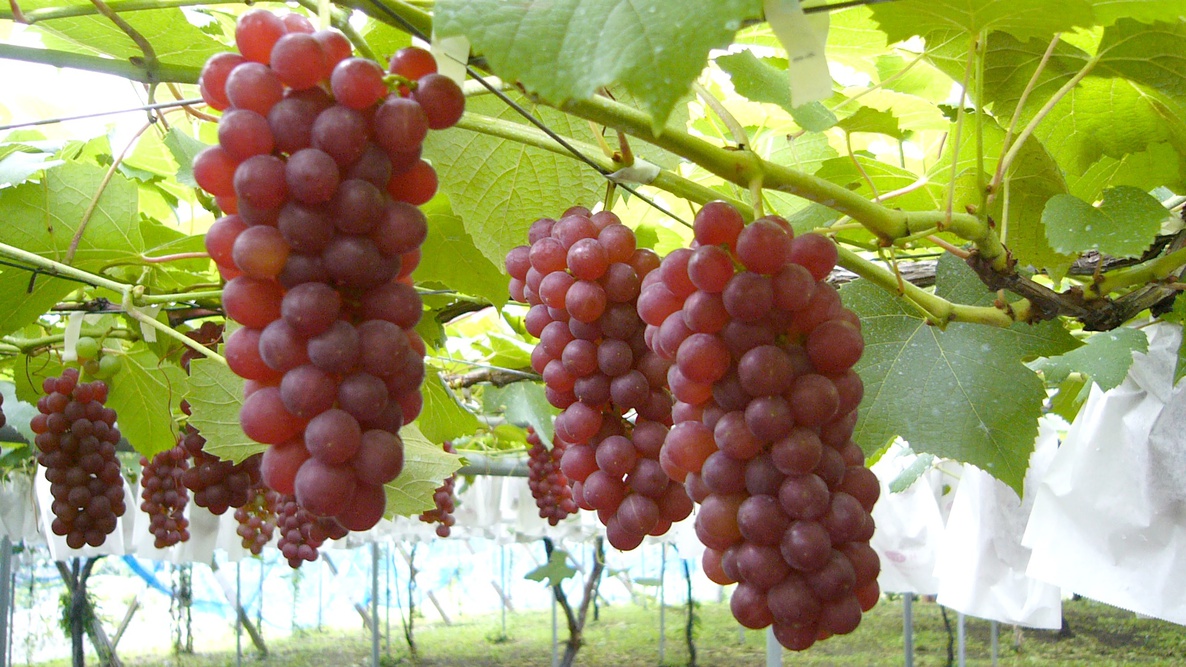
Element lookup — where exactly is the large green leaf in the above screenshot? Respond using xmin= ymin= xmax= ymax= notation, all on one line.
xmin=482 ymin=382 xmax=555 ymax=447
xmin=0 ymin=273 xmax=74 ymax=339
xmin=844 ymin=256 xmax=1078 ymax=493
xmin=1068 ymin=142 xmax=1182 ymax=200
xmin=435 ymin=0 xmax=762 ymax=128
xmin=416 ymin=373 xmax=482 ymax=445
xmin=185 ymin=357 xmax=260 ymax=465
xmin=1089 ymin=0 xmax=1186 ymax=26
xmin=870 ymin=0 xmax=1094 ymax=43
xmin=1043 ymin=186 xmax=1167 ymax=258
xmin=106 ymin=346 xmax=186 ymax=458
xmin=418 ymin=197 xmax=508 ymax=308
xmin=715 ymin=52 xmax=837 ymax=132
xmin=422 ymin=94 xmax=603 ymax=268
xmin=384 ymin=423 xmax=462 ymax=517
xmin=1032 ymin=327 xmax=1148 ymax=391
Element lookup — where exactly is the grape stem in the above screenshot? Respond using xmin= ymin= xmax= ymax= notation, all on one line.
xmin=2 ymin=327 xmax=139 ymax=355
xmin=122 ymin=287 xmax=227 ymax=365
xmin=88 ymin=0 xmax=158 ymax=73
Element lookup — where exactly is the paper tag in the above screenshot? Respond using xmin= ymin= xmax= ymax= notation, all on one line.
xmin=607 ymin=159 xmax=661 ymax=186
xmin=61 ymin=312 xmax=85 ymax=362
xmin=764 ymin=0 xmax=833 ymax=106
xmin=431 ymin=33 xmax=470 ymax=85
xmin=134 ymin=304 xmax=162 ymax=343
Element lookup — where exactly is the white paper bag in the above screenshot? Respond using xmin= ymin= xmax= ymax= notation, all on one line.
xmin=870 ymin=441 xmax=951 ymax=595
xmin=1024 ymin=323 xmax=1186 ymax=624
xmin=934 ymin=418 xmax=1062 ymax=628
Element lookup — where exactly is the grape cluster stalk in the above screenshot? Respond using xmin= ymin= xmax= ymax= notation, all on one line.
xmin=506 ymin=209 xmax=693 ymax=550
xmin=139 ymin=444 xmax=191 ymax=548
xmin=194 ymin=9 xmax=464 ymax=531
xmin=641 ymin=201 xmax=879 ymax=650
xmin=525 ymin=426 xmax=577 ymax=525
xmin=418 ymin=441 xmax=457 ymax=537
xmin=30 ymin=369 xmax=127 ymax=549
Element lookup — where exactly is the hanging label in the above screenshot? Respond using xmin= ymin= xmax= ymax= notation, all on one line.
xmin=608 ymin=159 xmax=661 ymax=186
xmin=431 ymin=33 xmax=471 ymax=86
xmin=61 ymin=312 xmax=85 ymax=362
xmin=764 ymin=0 xmax=833 ymax=106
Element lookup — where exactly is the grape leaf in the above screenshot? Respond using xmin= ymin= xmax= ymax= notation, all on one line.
xmin=835 ymin=106 xmax=903 ymax=139
xmin=435 ymin=0 xmax=762 ymax=128
xmin=384 ymin=423 xmax=462 ymax=517
xmin=1156 ymin=296 xmax=1186 ymax=384
xmin=422 ymin=93 xmax=603 ymax=269
xmin=1043 ymin=186 xmax=1168 ymax=258
xmin=1068 ymin=142 xmax=1182 ymax=200
xmin=185 ymin=357 xmax=261 ymax=465
xmin=0 ymin=273 xmax=74 ymax=339
xmin=1089 ymin=0 xmax=1186 ymax=26
xmin=483 ymin=382 xmax=555 ymax=447
xmin=0 ymin=150 xmax=63 ymax=188
xmin=161 ymin=128 xmax=206 ymax=188
xmin=825 ymin=5 xmax=890 ymax=77
xmin=714 ymin=52 xmax=837 ymax=132
xmin=889 ymin=453 xmax=936 ymax=493
xmin=844 ymin=257 xmax=1078 ymax=493
xmin=106 ymin=347 xmax=186 ymax=458
xmin=525 ymin=548 xmax=578 ymax=587
xmin=814 ymin=156 xmax=944 ymax=212
xmin=869 ymin=0 xmax=1094 ymax=43
xmin=1032 ymin=327 xmax=1149 ymax=391
xmin=417 ymin=373 xmax=482 ymax=444
xmin=418 ymin=197 xmax=508 ymax=308
xmin=1048 ymin=374 xmax=1091 ymax=422
xmin=14 ymin=354 xmax=67 ymax=406
xmin=875 ymin=54 xmax=953 ymax=101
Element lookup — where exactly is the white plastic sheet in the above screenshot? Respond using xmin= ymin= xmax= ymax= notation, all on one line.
xmin=1024 ymin=323 xmax=1186 ymax=624
xmin=0 ymin=474 xmax=40 ymax=543
xmin=934 ymin=418 xmax=1062 ymax=628
xmin=869 ymin=441 xmax=953 ymax=595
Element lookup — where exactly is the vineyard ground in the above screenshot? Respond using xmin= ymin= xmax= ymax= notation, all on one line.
xmin=27 ymin=596 xmax=1186 ymax=666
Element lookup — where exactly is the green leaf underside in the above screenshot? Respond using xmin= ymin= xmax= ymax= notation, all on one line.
xmin=186 ymin=358 xmax=259 ymax=464
xmin=844 ymin=258 xmax=1077 ymax=494
xmin=715 ymin=51 xmax=837 ymax=132
xmin=384 ymin=423 xmax=462 ymax=517
xmin=417 ymin=373 xmax=482 ymax=444
xmin=434 ymin=0 xmax=762 ymax=128
xmin=870 ymin=0 xmax=1094 ymax=43
xmin=483 ymin=382 xmax=556 ymax=448
xmin=525 ymin=548 xmax=578 ymax=587
xmin=1034 ymin=327 xmax=1149 ymax=391
xmin=419 ymin=198 xmax=508 ymax=308
xmin=105 ymin=347 xmax=185 ymax=458
xmin=889 ymin=453 xmax=937 ymax=493
xmin=835 ymin=106 xmax=903 ymax=139
xmin=1043 ymin=186 xmax=1167 ymax=258
xmin=1069 ymin=143 xmax=1182 ymax=201
xmin=422 ymin=93 xmax=604 ymax=269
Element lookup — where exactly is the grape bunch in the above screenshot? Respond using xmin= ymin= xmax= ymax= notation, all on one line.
xmin=194 ymin=8 xmax=462 ymax=531
xmin=275 ymin=494 xmax=347 ymax=568
xmin=235 ymin=487 xmax=282 ymax=555
xmin=179 ymin=322 xmax=225 ymax=371
xmin=30 ymin=369 xmax=127 ymax=549
xmin=638 ymin=201 xmax=879 ymax=650
xmin=178 ymin=421 xmax=259 ymax=515
xmin=525 ymin=427 xmax=577 ymax=525
xmin=0 ymin=391 xmax=7 ymax=429
xmin=418 ymin=441 xmax=456 ymax=538
xmin=139 ymin=444 xmax=191 ymax=548
xmin=506 ymin=209 xmax=692 ymax=549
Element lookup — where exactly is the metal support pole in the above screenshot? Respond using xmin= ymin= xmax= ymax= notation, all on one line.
xmin=551 ymin=592 xmax=558 ymax=667
xmin=903 ymin=593 xmax=914 ymax=667
xmin=500 ymin=545 xmax=507 ymax=637
xmin=957 ymin=612 xmax=966 ymax=667
xmin=235 ymin=560 xmax=242 ymax=667
xmin=386 ymin=543 xmax=392 ymax=655
xmin=371 ymin=543 xmax=380 ymax=667
xmin=659 ymin=544 xmax=666 ymax=665
xmin=765 ymin=626 xmax=781 ymax=666
xmin=991 ymin=620 xmax=999 ymax=666
xmin=0 ymin=536 xmax=11 ymax=667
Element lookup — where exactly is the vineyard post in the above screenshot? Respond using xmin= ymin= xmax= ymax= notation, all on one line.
xmin=0 ymin=536 xmax=9 ymax=667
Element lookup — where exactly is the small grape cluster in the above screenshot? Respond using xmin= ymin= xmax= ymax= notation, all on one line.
xmin=525 ymin=427 xmax=577 ymax=525
xmin=139 ymin=444 xmax=191 ymax=548
xmin=178 ymin=421 xmax=259 ymax=515
xmin=276 ymin=494 xmax=347 ymax=568
xmin=179 ymin=322 xmax=225 ymax=371
xmin=235 ymin=487 xmax=282 ymax=555
xmin=506 ymin=208 xmax=692 ymax=549
xmin=30 ymin=369 xmax=126 ymax=549
xmin=640 ymin=201 xmax=879 ymax=650
xmin=195 ymin=9 xmax=462 ymax=531
xmin=418 ymin=441 xmax=456 ymax=538
xmin=0 ymin=391 xmax=6 ymax=429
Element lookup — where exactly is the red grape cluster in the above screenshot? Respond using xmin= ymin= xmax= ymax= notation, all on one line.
xmin=30 ymin=369 xmax=127 ymax=549
xmin=525 ymin=427 xmax=577 ymax=525
xmin=276 ymin=494 xmax=347 ymax=568
xmin=179 ymin=322 xmax=225 ymax=371
xmin=639 ymin=201 xmax=879 ymax=649
xmin=195 ymin=9 xmax=463 ymax=531
xmin=139 ymin=444 xmax=191 ymax=548
xmin=235 ymin=487 xmax=282 ymax=555
xmin=418 ymin=441 xmax=456 ymax=538
xmin=506 ymin=209 xmax=692 ymax=549
xmin=0 ymin=392 xmax=7 ymax=429
xmin=178 ymin=422 xmax=259 ymax=515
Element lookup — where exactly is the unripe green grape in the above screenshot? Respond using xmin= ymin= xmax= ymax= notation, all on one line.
xmin=96 ymin=354 xmax=123 ymax=379
xmin=75 ymin=337 xmax=100 ymax=361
